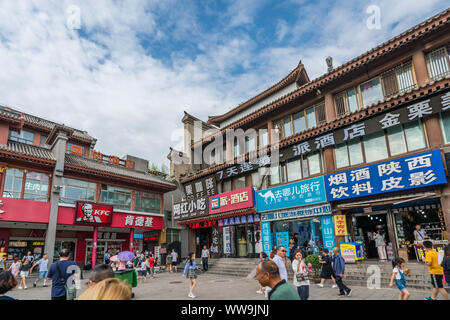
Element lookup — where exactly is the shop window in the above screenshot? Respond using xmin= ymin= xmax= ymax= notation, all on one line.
xmin=135 ymin=192 xmax=160 ymax=213
xmin=222 ymin=179 xmax=232 ymax=192
xmin=380 ymin=62 xmax=415 ymax=98
xmin=308 ymin=151 xmax=321 ymax=176
xmin=426 ymin=45 xmax=450 ymax=80
xmin=286 ymin=159 xmax=301 ymax=182
xmin=269 ymin=164 xmax=281 ymax=185
xmin=251 ymin=171 xmax=261 ymax=189
xmin=60 ymin=178 xmax=97 ymax=204
xmin=293 ymin=111 xmax=306 ymax=134
xmin=404 ymin=121 xmax=426 ymax=151
xmin=2 ymin=168 xmax=24 ymax=199
xmin=234 ymin=176 xmax=246 ymax=190
xmin=259 ymin=128 xmax=269 ymax=147
xmin=363 ymin=130 xmax=388 ymax=163
xmin=9 ymin=130 xmax=34 ymax=145
xmin=283 ymin=116 xmax=292 ymax=138
xmin=334 ymin=142 xmax=350 ymax=168
xmin=440 ymin=110 xmax=450 ymax=144
xmin=100 ymin=184 xmax=132 ymax=210
xmin=334 ymin=87 xmax=361 ymax=118
xmin=360 ymin=77 xmax=383 ymax=107
xmin=306 ymin=106 xmax=317 ymax=129
xmin=334 ymin=139 xmax=364 ymax=169
xmin=233 ymin=139 xmax=242 ymax=157
xmin=23 ymin=172 xmax=49 ymax=202
xmin=245 ymin=134 xmax=256 ymax=153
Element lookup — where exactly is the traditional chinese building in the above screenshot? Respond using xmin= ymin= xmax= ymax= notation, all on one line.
xmin=170 ymin=8 xmax=450 ymax=261
xmin=0 ymin=106 xmax=176 ymax=267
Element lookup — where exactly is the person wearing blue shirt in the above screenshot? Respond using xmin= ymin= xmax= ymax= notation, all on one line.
xmin=30 ymin=253 xmax=49 ymax=287
xmin=183 ymin=252 xmax=198 ymax=298
xmin=47 ymin=249 xmax=78 ymax=300
xmin=332 ymin=247 xmax=352 ymax=297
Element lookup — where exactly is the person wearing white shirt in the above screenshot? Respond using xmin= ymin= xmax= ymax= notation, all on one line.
xmin=292 ymin=250 xmax=310 ymax=300
xmin=272 ymin=246 xmax=289 ymax=282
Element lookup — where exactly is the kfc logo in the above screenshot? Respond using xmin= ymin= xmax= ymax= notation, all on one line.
xmin=75 ymin=202 xmax=113 ymax=225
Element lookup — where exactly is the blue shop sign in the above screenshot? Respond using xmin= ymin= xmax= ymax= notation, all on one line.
xmin=256 ymin=176 xmax=327 ymax=212
xmin=325 ymin=149 xmax=447 ymax=202
xmin=260 ymin=204 xmax=332 ymax=222
xmin=261 ymin=222 xmax=272 ymax=257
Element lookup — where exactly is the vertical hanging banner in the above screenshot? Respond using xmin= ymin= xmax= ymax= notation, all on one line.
xmin=334 ymin=215 xmax=348 ymax=236
xmin=261 ymin=222 xmax=272 ymax=257
xmin=321 ymin=215 xmax=335 ymax=251
xmin=223 ymin=227 xmax=231 ymax=255
xmin=275 ymin=232 xmax=290 ymax=257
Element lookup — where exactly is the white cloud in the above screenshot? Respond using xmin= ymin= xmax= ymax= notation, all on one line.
xmin=0 ymin=0 xmax=447 ymax=170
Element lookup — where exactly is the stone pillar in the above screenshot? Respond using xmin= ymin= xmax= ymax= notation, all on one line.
xmin=129 ymin=228 xmax=134 ymax=252
xmin=44 ymin=132 xmax=68 ymax=263
xmin=412 ymin=49 xmax=429 ymax=86
xmin=92 ymin=226 xmax=98 ymax=268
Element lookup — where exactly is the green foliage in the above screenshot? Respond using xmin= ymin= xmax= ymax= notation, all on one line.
xmin=304 ymin=254 xmax=321 ymax=273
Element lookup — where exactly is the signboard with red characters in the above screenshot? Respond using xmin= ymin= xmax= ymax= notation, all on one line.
xmin=74 ymin=202 xmax=113 ymax=225
xmin=209 ymin=186 xmax=254 ymax=215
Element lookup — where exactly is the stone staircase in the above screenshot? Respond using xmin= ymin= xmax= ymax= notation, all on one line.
xmin=198 ymin=258 xmax=261 ymax=278
xmin=341 ymin=261 xmax=433 ymax=291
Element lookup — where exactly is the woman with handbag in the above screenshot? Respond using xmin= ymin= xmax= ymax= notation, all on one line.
xmin=292 ymin=250 xmax=310 ymax=300
xmin=183 ymin=252 xmax=198 ymax=298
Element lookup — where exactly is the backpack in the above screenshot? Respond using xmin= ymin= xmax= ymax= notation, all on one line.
xmin=56 ymin=262 xmax=77 ymax=300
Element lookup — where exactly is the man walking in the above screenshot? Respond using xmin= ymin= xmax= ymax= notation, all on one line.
xmin=332 ymin=247 xmax=352 ymax=297
xmin=170 ymin=249 xmax=178 ymax=273
xmin=255 ymin=260 xmax=299 ymax=300
xmin=30 ymin=253 xmax=49 ymax=287
xmin=423 ymin=240 xmax=449 ymax=300
xmin=47 ymin=249 xmax=79 ymax=300
xmin=201 ymin=245 xmax=210 ymax=272
xmin=272 ymin=246 xmax=289 ymax=282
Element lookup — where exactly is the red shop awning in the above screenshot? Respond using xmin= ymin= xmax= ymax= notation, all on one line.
xmin=178 ymin=208 xmax=256 ymax=225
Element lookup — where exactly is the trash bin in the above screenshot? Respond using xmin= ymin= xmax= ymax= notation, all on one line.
xmin=114 ymin=269 xmax=137 ymax=298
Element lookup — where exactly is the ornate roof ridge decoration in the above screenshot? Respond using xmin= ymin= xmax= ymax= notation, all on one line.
xmin=0 ymin=141 xmax=56 ymax=163
xmin=207 ymin=60 xmax=309 ymax=126
xmin=0 ymin=105 xmax=96 ymax=143
xmin=64 ymin=153 xmax=176 ymax=190
xmin=180 ymin=77 xmax=450 ymax=183
xmin=192 ymin=8 xmax=450 ymax=147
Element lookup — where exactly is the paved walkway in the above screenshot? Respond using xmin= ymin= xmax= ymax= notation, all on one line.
xmin=7 ymin=271 xmax=447 ymax=300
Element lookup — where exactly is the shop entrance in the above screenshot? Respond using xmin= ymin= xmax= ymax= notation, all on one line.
xmin=195 ymin=228 xmax=211 ymax=258
xmin=352 ymin=212 xmax=390 ymax=260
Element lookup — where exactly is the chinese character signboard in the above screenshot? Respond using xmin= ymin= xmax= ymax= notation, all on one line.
xmin=256 ymin=176 xmax=327 ymax=213
xmin=280 ymin=91 xmax=450 ymax=162
xmin=211 ymin=227 xmax=220 ymax=254
xmin=261 ymin=222 xmax=272 ymax=257
xmin=275 ymin=232 xmax=290 ymax=257
xmin=209 ymin=186 xmax=254 ymax=215
xmin=261 ymin=204 xmax=331 ymax=222
xmin=113 ymin=213 xmax=163 ymax=230
xmin=184 ymin=175 xmax=217 ymax=200
xmin=172 ymin=197 xmax=209 ymax=221
xmin=321 ymin=215 xmax=335 ymax=251
xmin=325 ymin=150 xmax=447 ymax=202
xmin=74 ymin=202 xmax=113 ymax=225
xmin=223 ymin=227 xmax=231 ymax=255
xmin=215 ymin=156 xmax=271 ymax=181
xmin=334 ymin=215 xmax=348 ymax=236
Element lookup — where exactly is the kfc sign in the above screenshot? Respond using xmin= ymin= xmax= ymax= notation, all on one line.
xmin=74 ymin=202 xmax=113 ymax=225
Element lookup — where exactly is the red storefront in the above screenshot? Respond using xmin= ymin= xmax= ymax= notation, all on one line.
xmin=0 ymin=198 xmax=163 ymax=266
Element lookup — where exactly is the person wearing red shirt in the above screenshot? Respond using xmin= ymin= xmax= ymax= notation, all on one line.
xmin=148 ymin=255 xmax=155 ymax=278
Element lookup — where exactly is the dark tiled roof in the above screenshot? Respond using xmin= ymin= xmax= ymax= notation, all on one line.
xmin=0 ymin=142 xmax=56 ymax=161
xmin=65 ymin=153 xmax=176 ymax=188
xmin=0 ymin=105 xmax=95 ymax=142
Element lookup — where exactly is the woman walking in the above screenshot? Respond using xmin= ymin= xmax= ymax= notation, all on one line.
xmin=374 ymin=230 xmax=387 ymax=262
xmin=8 ymin=257 xmax=20 ymax=280
xmin=18 ymin=258 xmax=31 ymax=289
xmin=292 ymin=250 xmax=310 ymax=300
xmin=183 ymin=252 xmax=198 ymax=298
xmin=317 ymin=249 xmax=337 ymax=288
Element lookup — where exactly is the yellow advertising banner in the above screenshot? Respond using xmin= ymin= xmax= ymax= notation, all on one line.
xmin=334 ymin=215 xmax=348 ymax=236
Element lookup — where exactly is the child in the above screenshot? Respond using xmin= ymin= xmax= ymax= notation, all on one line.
xmin=423 ymin=240 xmax=449 ymax=300
xmin=30 ymin=253 xmax=49 ymax=287
xmin=389 ymin=257 xmax=410 ymax=300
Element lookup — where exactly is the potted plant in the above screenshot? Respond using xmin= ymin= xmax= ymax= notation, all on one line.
xmin=305 ymin=254 xmax=321 ymax=283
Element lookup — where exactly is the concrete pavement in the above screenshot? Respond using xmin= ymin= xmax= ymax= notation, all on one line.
xmin=6 ymin=271 xmax=447 ymax=300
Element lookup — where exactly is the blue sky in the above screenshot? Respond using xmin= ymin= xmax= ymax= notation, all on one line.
xmin=0 ymin=0 xmax=448 ymax=168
